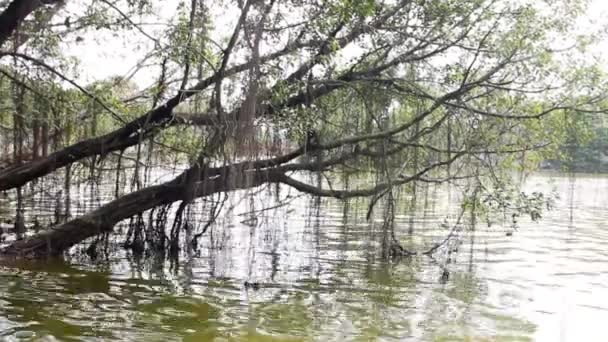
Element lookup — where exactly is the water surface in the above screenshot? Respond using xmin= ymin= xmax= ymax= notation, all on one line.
xmin=0 ymin=172 xmax=607 ymax=341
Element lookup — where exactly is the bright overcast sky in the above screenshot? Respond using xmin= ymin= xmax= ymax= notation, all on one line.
xmin=581 ymin=0 xmax=608 ymax=53
xmin=63 ymin=0 xmax=608 ymax=88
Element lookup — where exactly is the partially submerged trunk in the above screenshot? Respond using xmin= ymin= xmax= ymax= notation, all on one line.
xmin=1 ymin=183 xmax=182 ymax=257
xmin=0 ymin=166 xmax=278 ymax=257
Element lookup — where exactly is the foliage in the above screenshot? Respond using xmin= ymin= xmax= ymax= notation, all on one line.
xmin=1 ymin=0 xmax=607 ymax=256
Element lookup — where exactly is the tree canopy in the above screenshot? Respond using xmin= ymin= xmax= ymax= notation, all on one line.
xmin=0 ymin=0 xmax=606 ymax=257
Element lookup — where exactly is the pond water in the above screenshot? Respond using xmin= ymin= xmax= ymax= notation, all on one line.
xmin=0 ymin=172 xmax=607 ymax=341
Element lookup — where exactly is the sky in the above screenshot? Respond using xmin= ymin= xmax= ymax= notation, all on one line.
xmin=579 ymin=0 xmax=608 ymax=58
xmin=58 ymin=0 xmax=608 ymax=88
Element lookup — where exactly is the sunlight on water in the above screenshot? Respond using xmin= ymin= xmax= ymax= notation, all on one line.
xmin=0 ymin=172 xmax=607 ymax=341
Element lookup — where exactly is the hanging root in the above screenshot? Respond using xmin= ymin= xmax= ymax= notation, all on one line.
xmin=137 ymin=203 xmax=171 ymax=254
xmin=389 ymin=241 xmax=414 ymax=258
xmin=381 ymin=190 xmax=414 ymax=259
xmin=85 ymin=238 xmax=99 ymax=260
xmin=191 ymin=192 xmax=227 ymax=250
xmin=169 ymin=201 xmax=189 ymax=258
xmin=124 ymin=213 xmax=145 ymax=255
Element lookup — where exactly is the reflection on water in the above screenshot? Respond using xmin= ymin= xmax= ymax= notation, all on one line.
xmin=0 ymin=172 xmax=607 ymax=341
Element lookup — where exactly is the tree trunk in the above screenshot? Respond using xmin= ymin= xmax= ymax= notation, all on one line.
xmin=0 ymin=0 xmax=62 ymax=49
xmin=32 ymin=117 xmax=40 ymax=159
xmin=0 ymin=55 xmax=265 ymax=191
xmin=0 ymin=104 xmax=173 ymax=191
xmin=41 ymin=110 xmax=49 ymax=157
xmin=1 ymin=166 xmax=278 ymax=257
xmin=12 ymin=80 xmax=25 ymax=239
xmin=0 ymin=57 xmax=357 ymax=192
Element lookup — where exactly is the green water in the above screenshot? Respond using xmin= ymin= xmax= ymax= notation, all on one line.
xmin=1 ymin=173 xmax=607 ymax=341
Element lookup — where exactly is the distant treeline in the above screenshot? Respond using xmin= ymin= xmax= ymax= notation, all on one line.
xmin=542 ymin=124 xmax=608 ymax=173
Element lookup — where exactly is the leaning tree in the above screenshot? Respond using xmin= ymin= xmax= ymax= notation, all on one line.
xmin=0 ymin=0 xmax=605 ymax=257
